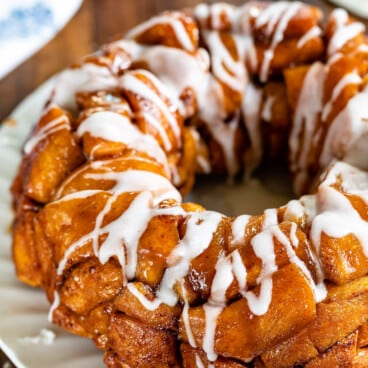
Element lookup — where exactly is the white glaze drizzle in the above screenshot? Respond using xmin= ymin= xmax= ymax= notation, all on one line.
xmin=180 ymin=280 xmax=197 ymax=348
xmin=101 ymin=191 xmax=153 ymax=279
xmin=157 ymin=211 xmax=223 ymax=306
xmin=194 ymin=3 xmax=210 ymax=26
xmin=257 ymin=2 xmax=302 ymax=82
xmin=271 ymin=224 xmax=326 ymax=302
xmin=312 ymin=185 xmax=368 ymax=258
xmin=49 ymin=0 xmax=314 ymax=183
xmin=241 ymin=82 xmax=263 ymax=174
xmin=48 ymin=291 xmax=60 ymax=322
xmin=204 ymin=109 xmax=240 ymax=178
xmin=53 ymin=189 xmax=104 ymax=204
xmin=54 ymin=156 xmax=163 ymax=199
xmin=136 ymin=24 xmax=243 ymax=177
xmin=104 ymin=39 xmax=145 ymax=66
xmin=320 ymin=84 xmax=368 ymax=169
xmin=194 ymin=3 xmax=235 ymax=30
xmin=51 ymin=63 xmax=118 ymax=111
xmin=231 ymin=214 xmax=251 ymax=246
xmin=47 ymin=2 xmax=319 ymax=184
xmin=358 ymin=44 xmax=368 ymax=53
xmin=236 ymin=33 xmax=258 ymax=74
xmin=191 ymin=208 xmax=329 ymax=363
xmin=327 ymin=9 xmax=364 ymax=56
xmin=344 ymin=131 xmax=368 ymax=170
xmin=327 ymin=51 xmax=343 ymax=68
xmin=140 ymin=111 xmax=173 ymax=151
xmin=126 ymin=14 xmax=195 ymax=52
xmin=297 ymin=25 xmax=322 ymax=49
xmin=321 ymin=161 xmax=368 ymax=197
xmin=199 ymin=222 xmax=280 ymax=329
xmin=84 ymin=166 xmax=181 ymax=203
xmin=210 ymin=3 xmax=234 ymax=29
xmin=202 ymin=252 xmax=234 ymax=363
xmin=77 ymin=111 xmax=170 ymax=175
xmin=202 ymin=304 xmax=222 ymax=363
xmin=244 ymin=228 xmax=277 ymax=315
xmin=261 ymin=95 xmax=275 ymax=122
xmin=195 ymin=354 xmax=206 ymax=368
xmin=57 ymin=169 xmax=182 ymax=280
xmin=195 ymin=72 xmax=241 ymax=176
xmin=300 ymin=195 xmax=317 ymax=224
xmin=289 ymin=62 xmax=324 ymax=193
xmin=53 ymin=163 xmax=99 ymax=200
xmin=245 ymin=220 xmax=323 ymax=314
xmin=124 ymin=210 xmax=224 ymax=321
xmin=190 ymin=128 xmax=211 ymax=174
xmin=263 ymin=208 xmax=278 ymax=229
xmin=194 ymin=1 xmax=309 ymax=175
xmin=196 ymin=154 xmax=211 ymax=174
xmin=321 ymin=70 xmax=362 ymax=122
xmin=119 ymin=70 xmax=181 ymax=150
xmin=231 ymin=249 xmax=247 ymax=293
xmin=126 ymin=283 xmax=162 ymax=311
xmin=232 ymin=4 xmax=259 ymax=72
xmin=284 ymin=197 xmax=317 ymax=242
xmin=284 ymin=199 xmax=305 ymax=222
xmin=41 ymin=5 xmax=368 ymax=361
xmin=135 ymin=45 xmax=210 ymax=118
xmin=191 ymin=204 xmax=327 ymax=364
xmin=255 ymin=2 xmax=289 ymax=36
xmin=289 ymin=222 xmax=299 ymax=248
xmin=24 ymin=114 xmax=70 ymax=155
xmin=203 ymin=30 xmax=247 ymax=93
xmin=18 ymin=329 xmax=56 ymax=346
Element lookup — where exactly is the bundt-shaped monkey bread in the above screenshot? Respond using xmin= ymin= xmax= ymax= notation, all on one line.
xmin=10 ymin=1 xmax=368 ymax=367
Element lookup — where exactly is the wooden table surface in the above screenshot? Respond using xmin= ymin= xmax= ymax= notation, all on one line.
xmin=0 ymin=0 xmax=352 ymax=366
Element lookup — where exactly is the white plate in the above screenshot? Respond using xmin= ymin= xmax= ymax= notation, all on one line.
xmin=0 ymin=77 xmax=293 ymax=367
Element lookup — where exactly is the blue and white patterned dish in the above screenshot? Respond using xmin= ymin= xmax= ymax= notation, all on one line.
xmin=0 ymin=0 xmax=82 ymax=79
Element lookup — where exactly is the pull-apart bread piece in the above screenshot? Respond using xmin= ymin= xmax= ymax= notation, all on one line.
xmin=10 ymin=2 xmax=368 ymax=367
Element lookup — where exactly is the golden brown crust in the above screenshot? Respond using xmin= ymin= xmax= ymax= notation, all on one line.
xmin=180 ymin=343 xmax=247 ymax=367
xmin=10 ymin=2 xmax=368 ymax=368
xmin=181 ymin=264 xmax=316 ymax=363
xmin=261 ymin=276 xmax=368 ymax=367
xmin=127 ymin=11 xmax=199 ymax=52
xmin=105 ymin=313 xmax=180 ymax=368
xmin=21 ymin=106 xmax=85 ymax=203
